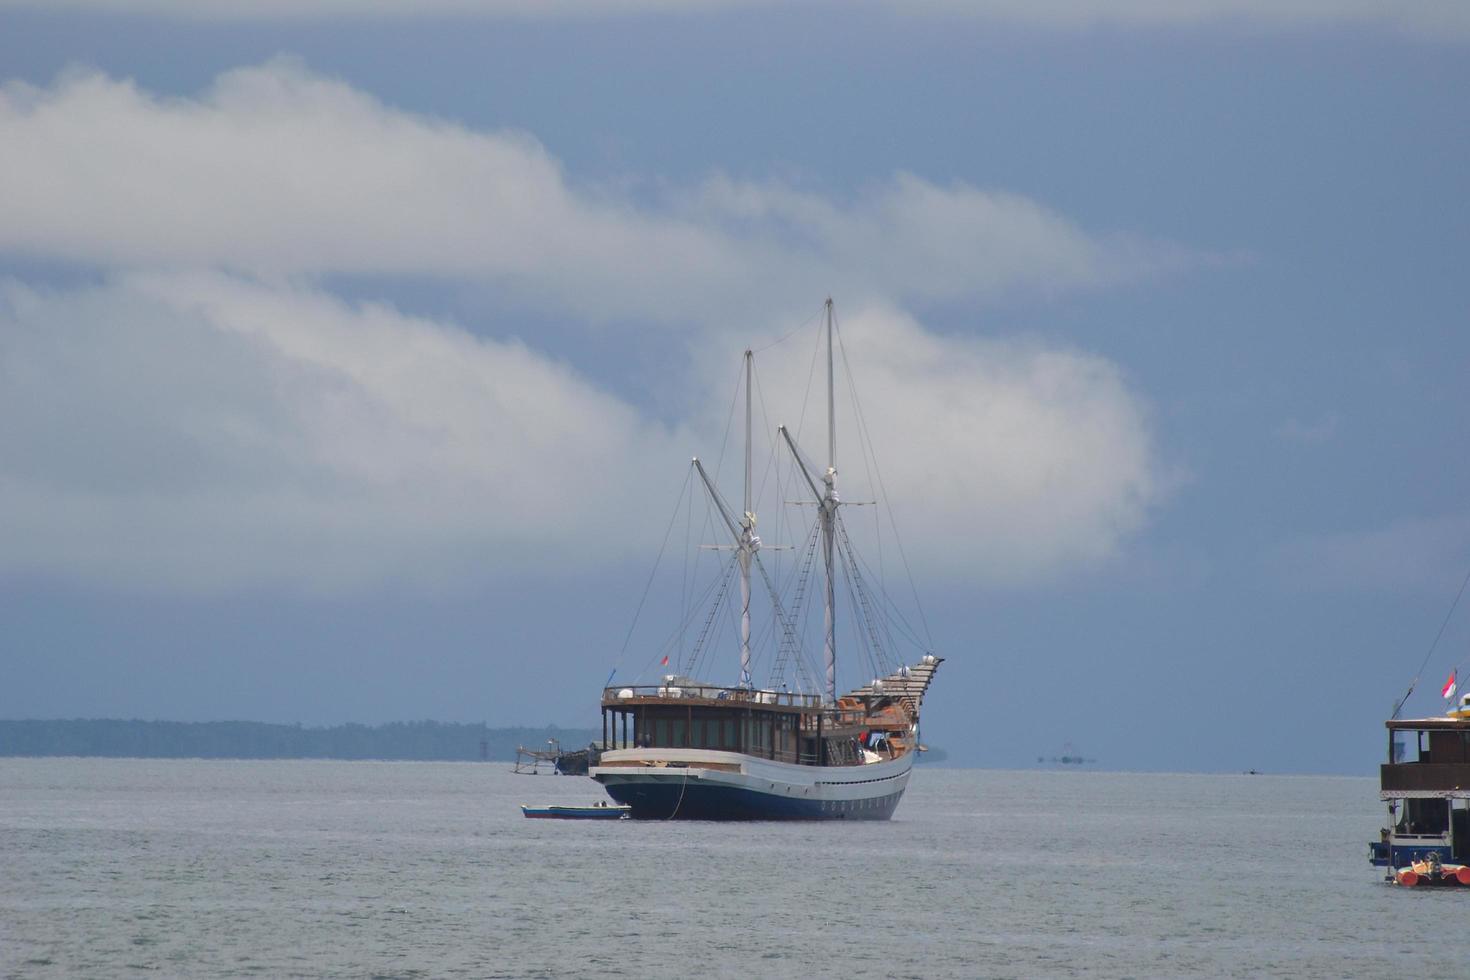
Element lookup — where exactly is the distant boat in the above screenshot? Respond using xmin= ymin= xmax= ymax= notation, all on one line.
xmin=589 ymin=300 xmax=944 ymax=820
xmin=521 ymin=803 xmax=630 ymax=820
xmin=1038 ymin=742 xmax=1095 ymax=766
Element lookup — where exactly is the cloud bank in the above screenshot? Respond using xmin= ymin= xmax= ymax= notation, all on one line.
xmin=0 ymin=278 xmax=1160 ymax=592
xmin=743 ymin=307 xmax=1158 ymax=582
xmin=0 ymin=0 xmax=1465 ymax=38
xmin=0 ymin=61 xmax=1174 ymax=321
xmin=0 ymin=275 xmax=684 ymax=592
xmin=0 ymin=62 xmax=1168 ymax=593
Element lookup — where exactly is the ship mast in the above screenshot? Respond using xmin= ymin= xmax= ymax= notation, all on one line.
xmin=738 ymin=349 xmax=756 ymax=688
xmin=692 ymin=351 xmax=760 ymax=688
xmin=777 ymin=299 xmax=842 ymax=703
xmin=820 ymin=299 xmax=838 ymax=704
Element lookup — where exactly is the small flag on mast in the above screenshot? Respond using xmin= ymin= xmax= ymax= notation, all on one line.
xmin=660 ymin=655 xmax=669 ymax=667
xmin=1444 ymin=671 xmax=1458 ymax=701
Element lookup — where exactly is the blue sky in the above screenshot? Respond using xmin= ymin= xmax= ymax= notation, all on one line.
xmin=1 ymin=2 xmax=1467 ymax=773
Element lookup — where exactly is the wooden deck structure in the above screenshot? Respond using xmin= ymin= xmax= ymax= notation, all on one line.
xmin=600 ymin=657 xmax=943 ymax=768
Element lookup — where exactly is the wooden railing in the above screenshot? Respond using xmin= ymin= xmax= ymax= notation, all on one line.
xmin=602 ymin=685 xmax=822 ymax=709
xmin=1381 ymin=763 xmax=1470 ymax=793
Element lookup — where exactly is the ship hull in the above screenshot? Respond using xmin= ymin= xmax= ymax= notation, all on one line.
xmin=590 ymin=748 xmax=912 ymax=821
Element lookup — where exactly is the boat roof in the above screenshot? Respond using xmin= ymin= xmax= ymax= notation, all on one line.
xmin=1386 ymin=717 xmax=1470 ymax=731
xmin=602 ymin=657 xmax=944 ymax=716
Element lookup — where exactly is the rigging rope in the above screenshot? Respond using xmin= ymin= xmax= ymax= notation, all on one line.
xmin=666 ymin=767 xmax=691 ymax=821
xmin=750 ymin=304 xmax=825 ymax=354
xmin=753 ymin=548 xmax=820 ymax=694
xmin=1394 ymin=563 xmax=1470 ymax=719
xmin=769 ymin=520 xmax=821 ymax=688
xmin=652 ymin=560 xmax=739 ymax=670
xmin=616 ymin=467 xmax=695 ymax=676
xmin=832 ymin=310 xmax=936 ymax=650
xmin=685 ymin=553 xmax=739 ymax=678
xmin=836 ymin=512 xmax=896 ymax=678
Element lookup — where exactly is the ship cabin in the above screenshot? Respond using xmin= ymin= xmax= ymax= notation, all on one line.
xmin=1371 ymin=716 xmax=1470 ymax=869
xmin=599 ymin=676 xmax=917 ymax=768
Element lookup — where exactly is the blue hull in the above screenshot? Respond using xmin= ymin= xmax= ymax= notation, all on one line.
xmin=1369 ymin=841 xmax=1455 ymax=867
xmin=602 ymin=780 xmax=904 ymax=821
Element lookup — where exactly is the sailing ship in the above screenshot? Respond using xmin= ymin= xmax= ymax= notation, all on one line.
xmin=589 ymin=299 xmax=943 ymax=820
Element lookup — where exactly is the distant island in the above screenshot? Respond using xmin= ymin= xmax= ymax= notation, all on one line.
xmin=0 ymin=719 xmax=599 ymax=762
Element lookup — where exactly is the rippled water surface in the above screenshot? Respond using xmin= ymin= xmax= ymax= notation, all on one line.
xmin=0 ymin=758 xmax=1457 ymax=978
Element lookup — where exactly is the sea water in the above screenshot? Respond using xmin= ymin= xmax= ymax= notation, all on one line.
xmin=0 ymin=758 xmax=1457 ymax=979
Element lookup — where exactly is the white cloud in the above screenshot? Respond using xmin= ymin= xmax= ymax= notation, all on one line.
xmin=0 ymin=274 xmax=684 ymax=592
xmin=691 ymin=174 xmax=1170 ymax=304
xmin=0 ymin=278 xmax=1162 ymax=593
xmin=738 ymin=306 xmax=1160 ymax=583
xmin=0 ymin=60 xmax=1167 ymax=593
xmin=0 ymin=0 xmax=1464 ymax=38
xmin=0 ymin=61 xmax=1174 ymax=322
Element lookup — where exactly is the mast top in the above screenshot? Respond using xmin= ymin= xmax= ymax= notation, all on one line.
xmin=825 ymin=297 xmax=835 ymax=473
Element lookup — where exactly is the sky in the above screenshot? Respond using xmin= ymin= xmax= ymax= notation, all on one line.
xmin=1 ymin=1 xmax=1467 ymax=774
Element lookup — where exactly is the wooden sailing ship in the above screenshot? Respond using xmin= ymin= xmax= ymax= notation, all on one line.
xmin=589 ymin=299 xmax=944 ymax=820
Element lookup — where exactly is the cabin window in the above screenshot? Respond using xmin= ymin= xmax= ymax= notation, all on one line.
xmin=671 ymin=719 xmax=686 ymax=748
xmin=1398 ymin=798 xmax=1450 ymax=836
xmin=1393 ymin=731 xmax=1424 ymax=764
xmin=688 ymin=716 xmax=723 ymax=749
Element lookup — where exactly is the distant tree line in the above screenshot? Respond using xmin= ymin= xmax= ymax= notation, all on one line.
xmin=0 ymin=719 xmax=600 ymax=762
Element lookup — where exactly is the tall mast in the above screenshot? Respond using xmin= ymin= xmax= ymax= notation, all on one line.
xmin=739 ymin=349 xmax=755 ymax=688
xmin=821 ymin=298 xmax=837 ymax=703
xmin=773 ymin=299 xmax=841 ymax=703
xmin=693 ymin=351 xmax=760 ymax=689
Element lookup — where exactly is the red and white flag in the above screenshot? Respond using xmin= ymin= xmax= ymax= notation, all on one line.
xmin=660 ymin=655 xmax=670 ymax=667
xmin=1443 ymin=671 xmax=1458 ymax=701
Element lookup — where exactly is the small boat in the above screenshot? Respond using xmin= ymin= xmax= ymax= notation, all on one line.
xmin=1394 ymin=853 xmax=1470 ymax=887
xmin=520 ymin=802 xmax=631 ymax=820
